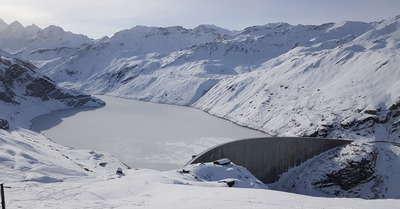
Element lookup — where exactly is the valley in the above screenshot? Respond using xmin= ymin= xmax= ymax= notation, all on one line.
xmin=0 ymin=15 xmax=400 ymax=208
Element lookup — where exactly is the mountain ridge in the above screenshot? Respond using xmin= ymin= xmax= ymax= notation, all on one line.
xmin=18 ymin=16 xmax=398 ymax=141
xmin=0 ymin=19 xmax=91 ymax=56
xmin=1 ymin=16 xmax=399 ymax=141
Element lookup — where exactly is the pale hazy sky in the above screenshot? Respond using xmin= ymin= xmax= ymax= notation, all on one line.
xmin=1 ymin=0 xmax=399 ymax=38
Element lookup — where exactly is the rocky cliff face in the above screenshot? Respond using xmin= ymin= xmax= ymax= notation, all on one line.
xmin=309 ymin=101 xmax=400 ymax=141
xmin=270 ymin=141 xmax=400 ymax=199
xmin=0 ymin=50 xmax=104 ymax=128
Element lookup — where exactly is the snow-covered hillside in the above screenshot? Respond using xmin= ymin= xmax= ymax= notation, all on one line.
xmin=0 ymin=50 xmax=104 ymax=129
xmin=196 ymin=18 xmax=400 ymax=140
xmin=1 ymin=15 xmax=400 ymax=205
xmin=7 ymin=16 xmax=398 ymax=141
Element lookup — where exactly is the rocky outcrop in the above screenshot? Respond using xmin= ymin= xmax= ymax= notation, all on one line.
xmin=25 ymin=76 xmax=57 ymax=100
xmin=0 ymin=56 xmax=35 ymax=104
xmin=313 ymin=150 xmax=378 ymax=191
xmin=271 ymin=141 xmax=400 ymax=199
xmin=0 ymin=52 xmax=104 ymax=107
xmin=0 ymin=117 xmax=9 ymax=130
xmin=309 ymin=101 xmax=400 ymax=141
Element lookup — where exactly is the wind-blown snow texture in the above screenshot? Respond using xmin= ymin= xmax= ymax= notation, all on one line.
xmin=1 ymin=15 xmax=400 ymax=205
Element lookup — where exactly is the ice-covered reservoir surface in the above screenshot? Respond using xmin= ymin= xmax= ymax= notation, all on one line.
xmin=31 ymin=95 xmax=267 ymax=170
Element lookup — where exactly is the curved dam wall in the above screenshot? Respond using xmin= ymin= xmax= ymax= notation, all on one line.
xmin=186 ymin=137 xmax=351 ymax=184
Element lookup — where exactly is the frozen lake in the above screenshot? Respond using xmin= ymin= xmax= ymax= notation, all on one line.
xmin=31 ymin=95 xmax=267 ymax=170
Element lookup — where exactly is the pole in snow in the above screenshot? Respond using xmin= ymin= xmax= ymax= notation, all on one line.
xmin=1 ymin=184 xmax=11 ymax=209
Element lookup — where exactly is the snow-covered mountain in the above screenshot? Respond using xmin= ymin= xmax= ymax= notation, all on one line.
xmin=195 ymin=18 xmax=400 ymax=140
xmin=0 ymin=49 xmax=104 ymax=129
xmin=1 ymin=16 xmax=400 ymax=202
xmin=12 ymin=15 xmax=399 ymax=142
xmin=0 ymin=18 xmax=90 ymax=57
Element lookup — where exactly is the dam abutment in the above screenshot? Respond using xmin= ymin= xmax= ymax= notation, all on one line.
xmin=186 ymin=137 xmax=351 ymax=184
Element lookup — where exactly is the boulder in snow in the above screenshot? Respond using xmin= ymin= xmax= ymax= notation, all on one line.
xmin=0 ymin=118 xmax=9 ymax=130
xmin=218 ymin=178 xmax=237 ymax=187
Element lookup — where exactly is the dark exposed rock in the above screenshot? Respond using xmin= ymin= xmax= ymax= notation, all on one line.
xmin=364 ymin=109 xmax=379 ymax=115
xmin=0 ymin=118 xmax=9 ymax=130
xmin=273 ymin=142 xmax=395 ymax=199
xmin=25 ymin=77 xmax=57 ymax=100
xmin=308 ymin=101 xmax=400 ymax=140
xmin=60 ymin=95 xmax=104 ymax=107
xmin=218 ymin=179 xmax=236 ymax=187
xmin=313 ymin=150 xmax=378 ymax=191
xmin=0 ymin=89 xmax=16 ymax=103
xmin=0 ymin=52 xmax=104 ymax=108
xmin=389 ymin=100 xmax=400 ymax=111
xmin=99 ymin=162 xmax=108 ymax=167
xmin=116 ymin=167 xmax=124 ymax=175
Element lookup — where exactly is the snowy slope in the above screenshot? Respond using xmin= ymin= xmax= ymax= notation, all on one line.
xmin=195 ymin=17 xmax=400 ymax=140
xmin=0 ymin=128 xmax=125 ymax=184
xmin=2 ymin=128 xmax=399 ymax=208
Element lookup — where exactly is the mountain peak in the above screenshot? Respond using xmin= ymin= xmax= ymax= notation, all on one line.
xmin=43 ymin=25 xmax=65 ymax=33
xmin=242 ymin=22 xmax=293 ymax=35
xmin=193 ymin=24 xmax=231 ymax=35
xmin=327 ymin=20 xmax=373 ymax=36
xmin=263 ymin=22 xmax=291 ymax=28
xmin=9 ymin=20 xmax=24 ymax=30
xmin=26 ymin=24 xmax=41 ymax=33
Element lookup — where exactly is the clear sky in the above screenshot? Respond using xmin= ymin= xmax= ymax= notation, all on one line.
xmin=1 ymin=0 xmax=399 ymax=38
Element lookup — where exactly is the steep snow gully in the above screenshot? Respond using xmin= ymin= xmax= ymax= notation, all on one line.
xmin=1 ymin=15 xmax=400 ymax=202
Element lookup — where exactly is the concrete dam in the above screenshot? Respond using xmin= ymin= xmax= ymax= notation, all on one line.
xmin=186 ymin=137 xmax=351 ymax=184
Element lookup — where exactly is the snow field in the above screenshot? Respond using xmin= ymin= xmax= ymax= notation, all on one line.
xmin=1 ymin=129 xmax=398 ymax=208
